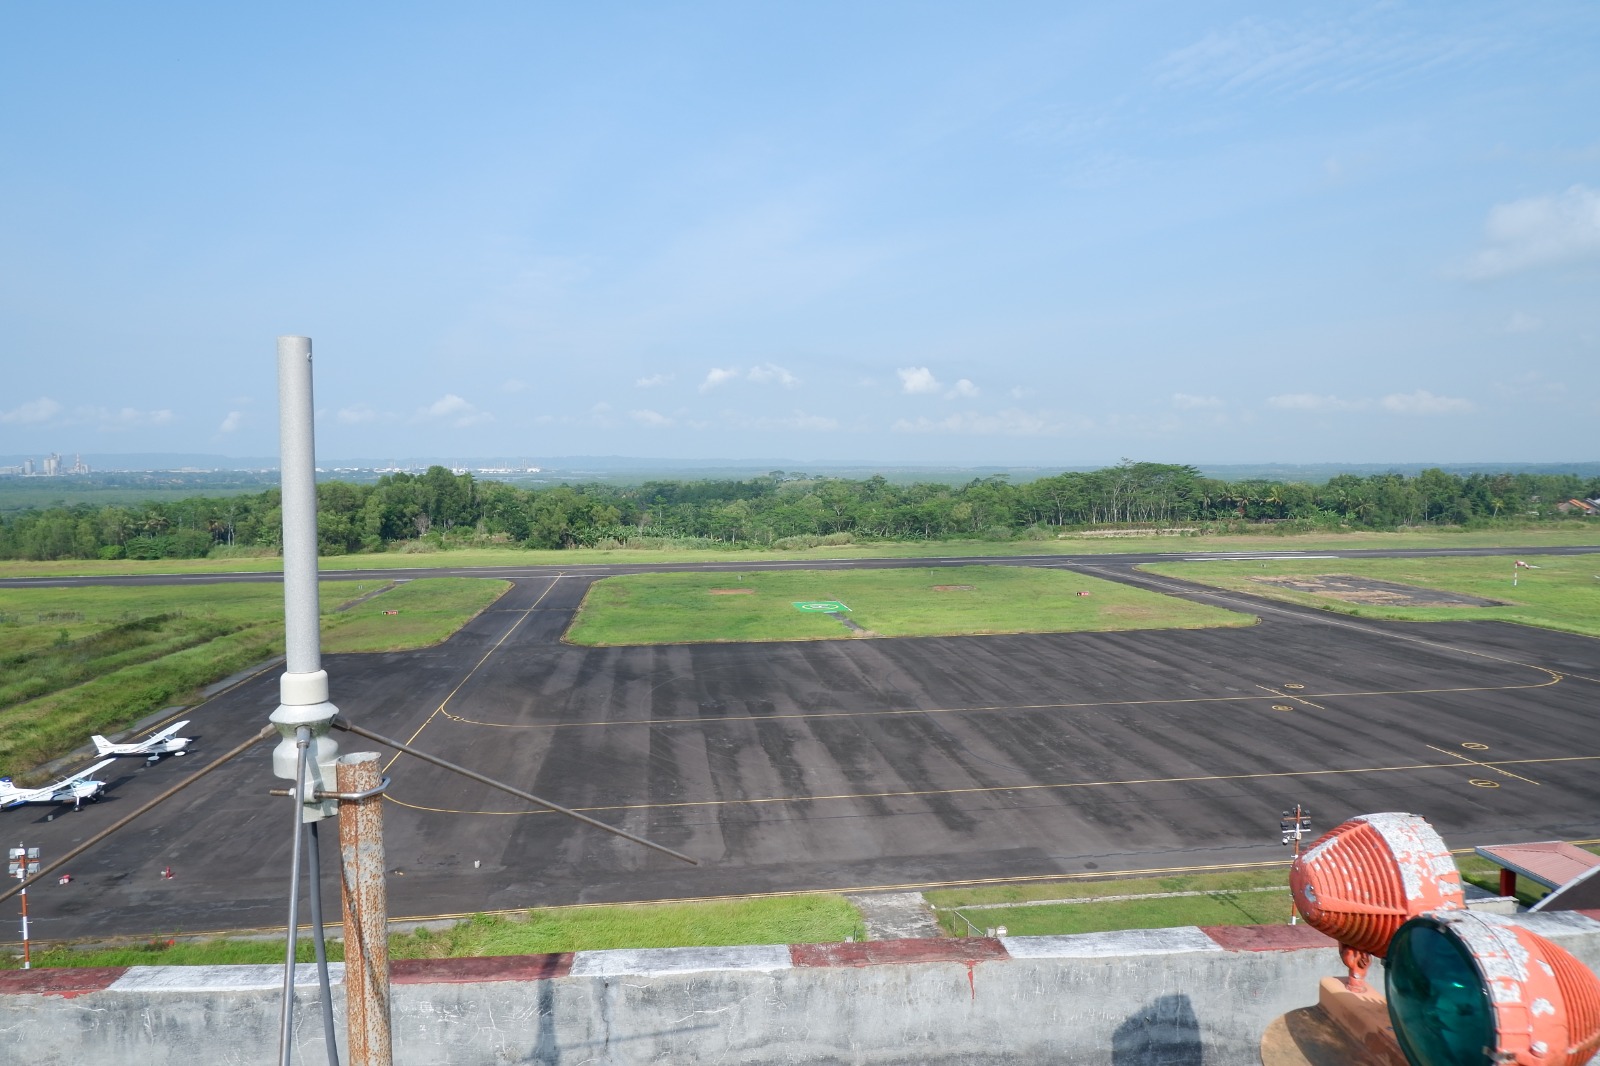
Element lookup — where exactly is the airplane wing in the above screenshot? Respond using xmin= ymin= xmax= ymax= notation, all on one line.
xmin=145 ymin=720 xmax=191 ymax=744
xmin=55 ymin=759 xmax=117 ymax=786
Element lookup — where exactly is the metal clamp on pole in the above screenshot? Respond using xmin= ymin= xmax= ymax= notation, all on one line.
xmin=269 ymin=777 xmax=391 ymax=802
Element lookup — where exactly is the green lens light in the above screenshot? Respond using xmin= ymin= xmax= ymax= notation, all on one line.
xmin=1386 ymin=920 xmax=1494 ymax=1066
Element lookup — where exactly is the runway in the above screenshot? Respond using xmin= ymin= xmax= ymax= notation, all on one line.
xmin=7 ymin=546 xmax=1600 ymax=942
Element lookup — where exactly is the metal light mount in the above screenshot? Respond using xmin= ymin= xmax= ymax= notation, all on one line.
xmin=7 ymin=847 xmax=40 ymax=879
xmin=1280 ymin=808 xmax=1312 ymax=847
xmin=271 ymin=335 xmax=338 ymax=821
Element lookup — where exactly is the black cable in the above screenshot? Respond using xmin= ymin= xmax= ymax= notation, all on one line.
xmin=306 ymin=819 xmax=340 ymax=1066
xmin=278 ymin=728 xmax=310 ymax=1066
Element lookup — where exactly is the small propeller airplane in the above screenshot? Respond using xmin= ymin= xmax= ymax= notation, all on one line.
xmin=0 ymin=759 xmax=117 ymax=811
xmin=92 ymin=720 xmax=193 ymax=762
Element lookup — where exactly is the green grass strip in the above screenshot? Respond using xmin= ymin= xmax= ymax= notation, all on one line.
xmin=1141 ymin=555 xmax=1600 ymax=638
xmin=4 ymin=895 xmax=867 ymax=969
xmin=2 ymin=524 xmax=1598 ymax=580
xmin=0 ymin=578 xmax=507 ymax=777
xmin=566 ymin=565 xmax=1252 ymax=645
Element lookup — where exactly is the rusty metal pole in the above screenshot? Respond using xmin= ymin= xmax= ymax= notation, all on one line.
xmin=337 ymin=752 xmax=391 ymax=1066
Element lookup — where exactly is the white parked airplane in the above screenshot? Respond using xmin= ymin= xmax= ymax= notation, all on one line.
xmin=0 ymin=759 xmax=117 ymax=811
xmin=92 ymin=720 xmax=193 ymax=762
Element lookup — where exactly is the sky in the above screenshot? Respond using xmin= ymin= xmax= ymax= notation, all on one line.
xmin=2 ymin=2 xmax=1598 ymax=467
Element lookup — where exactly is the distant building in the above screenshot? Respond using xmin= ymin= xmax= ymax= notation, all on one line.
xmin=22 ymin=457 xmax=35 ymax=475
xmin=1556 ymin=498 xmax=1599 ymax=516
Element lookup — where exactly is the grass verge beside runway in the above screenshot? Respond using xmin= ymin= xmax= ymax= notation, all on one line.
xmin=0 ymin=578 xmax=508 ymax=777
xmin=1141 ymin=556 xmax=1600 ymax=637
xmin=565 ymin=565 xmax=1253 ymax=645
xmin=3 ymin=524 xmax=1599 ymax=579
xmin=2 ymin=894 xmax=866 ymax=968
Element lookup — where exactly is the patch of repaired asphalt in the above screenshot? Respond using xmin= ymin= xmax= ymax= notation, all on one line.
xmin=846 ymin=892 xmax=942 ymax=940
xmin=333 ymin=580 xmax=403 ymax=612
xmin=829 ymin=610 xmax=875 ymax=636
xmin=1253 ymin=574 xmax=1507 ymax=607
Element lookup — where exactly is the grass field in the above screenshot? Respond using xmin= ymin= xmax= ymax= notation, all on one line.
xmin=938 ymin=890 xmax=1294 ymax=937
xmin=0 ymin=578 xmax=508 ymax=778
xmin=1140 ymin=555 xmax=1600 ymax=638
xmin=922 ymin=843 xmax=1600 ymax=937
xmin=10 ymin=846 xmax=1595 ymax=966
xmin=564 ymin=565 xmax=1253 ymax=645
xmin=2 ymin=524 xmax=1598 ymax=580
xmin=2 ymin=894 xmax=866 ymax=969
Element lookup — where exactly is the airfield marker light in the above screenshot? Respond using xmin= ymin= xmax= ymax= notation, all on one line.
xmin=1289 ymin=812 xmax=1463 ymax=993
xmin=1279 ymin=805 xmax=1312 ymax=924
xmin=8 ymin=845 xmax=40 ymax=969
xmin=1387 ymin=910 xmax=1600 ymax=1066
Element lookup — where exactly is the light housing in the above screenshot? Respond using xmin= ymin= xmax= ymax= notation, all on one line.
xmin=1290 ymin=812 xmax=1464 ymax=990
xmin=1387 ymin=911 xmax=1600 ymax=1066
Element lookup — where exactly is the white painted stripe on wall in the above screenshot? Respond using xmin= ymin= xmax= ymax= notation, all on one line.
xmin=108 ymin=962 xmax=345 ymax=993
xmin=569 ymin=944 xmax=792 ymax=978
xmin=1001 ymin=927 xmax=1224 ymax=959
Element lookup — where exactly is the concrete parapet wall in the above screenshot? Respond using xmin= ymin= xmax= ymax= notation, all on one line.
xmin=5 ymin=914 xmax=1600 ymax=1065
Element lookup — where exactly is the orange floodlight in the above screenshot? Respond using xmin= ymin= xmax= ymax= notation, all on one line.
xmin=1289 ymin=812 xmax=1463 ymax=991
xmin=1387 ymin=910 xmax=1600 ymax=1066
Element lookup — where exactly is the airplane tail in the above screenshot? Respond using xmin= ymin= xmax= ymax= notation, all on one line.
xmin=92 ymin=735 xmax=114 ymax=755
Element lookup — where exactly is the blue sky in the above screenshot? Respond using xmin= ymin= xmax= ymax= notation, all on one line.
xmin=3 ymin=2 xmax=1597 ymax=466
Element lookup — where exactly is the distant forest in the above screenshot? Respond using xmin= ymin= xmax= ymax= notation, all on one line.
xmin=2 ymin=462 xmax=1598 ymax=561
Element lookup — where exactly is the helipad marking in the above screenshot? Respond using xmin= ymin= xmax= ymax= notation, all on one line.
xmin=793 ymin=601 xmax=850 ymax=613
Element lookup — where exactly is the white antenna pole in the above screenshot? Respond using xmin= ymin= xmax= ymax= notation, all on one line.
xmin=270 ymin=336 xmax=339 ymax=819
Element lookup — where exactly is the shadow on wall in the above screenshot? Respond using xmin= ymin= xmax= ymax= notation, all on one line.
xmin=1112 ymin=994 xmax=1203 ymax=1065
xmin=532 ymin=980 xmax=560 ymax=1065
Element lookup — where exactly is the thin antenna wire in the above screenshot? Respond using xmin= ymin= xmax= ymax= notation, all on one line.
xmin=331 ymin=717 xmax=697 ymax=865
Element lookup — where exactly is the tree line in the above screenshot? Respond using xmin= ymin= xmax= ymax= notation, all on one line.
xmin=1 ymin=462 xmax=1596 ymax=561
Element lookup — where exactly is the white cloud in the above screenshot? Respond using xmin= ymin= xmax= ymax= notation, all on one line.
xmin=337 ymin=405 xmax=379 ymax=425
xmin=500 ymin=379 xmax=529 ymax=394
xmin=1380 ymin=390 xmax=1475 ymax=415
xmin=0 ymin=397 xmax=62 ymax=424
xmin=1462 ymin=185 xmax=1600 ymax=280
xmin=946 ymin=378 xmax=980 ymax=399
xmin=1505 ymin=311 xmax=1543 ymax=334
xmin=78 ymin=406 xmax=175 ymax=431
xmin=218 ymin=411 xmax=244 ymax=433
xmin=897 ymin=367 xmax=941 ymax=394
xmin=635 ymin=373 xmax=673 ymax=388
xmin=1008 ymin=386 xmax=1034 ymax=400
xmin=1172 ymin=393 xmax=1223 ymax=409
xmin=416 ymin=394 xmax=493 ymax=428
xmin=892 ymin=409 xmax=1085 ymax=436
xmin=747 ymin=363 xmax=800 ymax=388
xmin=700 ymin=367 xmax=741 ymax=393
xmin=1493 ymin=373 xmax=1566 ymax=400
xmin=1267 ymin=393 xmax=1363 ymax=412
xmin=726 ymin=410 xmax=840 ymax=432
xmin=629 ymin=409 xmax=674 ymax=428
xmin=1156 ymin=14 xmax=1491 ymax=98
xmin=1267 ymin=391 xmax=1474 ymax=415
